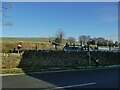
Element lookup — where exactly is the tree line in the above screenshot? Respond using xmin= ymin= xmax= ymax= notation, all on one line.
xmin=53 ymin=31 xmax=120 ymax=48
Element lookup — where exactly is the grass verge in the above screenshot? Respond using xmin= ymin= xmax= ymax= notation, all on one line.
xmin=1 ymin=65 xmax=120 ymax=75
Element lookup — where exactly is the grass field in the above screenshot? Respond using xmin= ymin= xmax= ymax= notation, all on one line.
xmin=1 ymin=37 xmax=69 ymax=44
xmin=1 ymin=37 xmax=55 ymax=43
xmin=1 ymin=37 xmax=80 ymax=53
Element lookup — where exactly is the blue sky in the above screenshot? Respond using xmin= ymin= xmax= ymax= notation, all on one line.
xmin=2 ymin=2 xmax=118 ymax=41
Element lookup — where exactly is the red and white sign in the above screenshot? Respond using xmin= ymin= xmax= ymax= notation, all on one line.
xmin=18 ymin=44 xmax=22 ymax=48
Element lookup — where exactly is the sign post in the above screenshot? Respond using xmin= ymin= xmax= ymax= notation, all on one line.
xmin=87 ymin=51 xmax=91 ymax=66
xmin=18 ymin=42 xmax=22 ymax=54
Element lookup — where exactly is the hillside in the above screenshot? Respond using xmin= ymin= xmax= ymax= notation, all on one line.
xmin=1 ymin=37 xmax=69 ymax=52
xmin=1 ymin=37 xmax=69 ymax=44
xmin=1 ymin=37 xmax=54 ymax=43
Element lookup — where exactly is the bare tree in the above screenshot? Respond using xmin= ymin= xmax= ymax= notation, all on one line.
xmin=1 ymin=3 xmax=13 ymax=26
xmin=56 ymin=29 xmax=64 ymax=39
xmin=55 ymin=29 xmax=64 ymax=44
xmin=97 ymin=37 xmax=107 ymax=46
xmin=108 ymin=39 xmax=114 ymax=50
xmin=114 ymin=41 xmax=119 ymax=47
xmin=78 ymin=35 xmax=91 ymax=46
xmin=52 ymin=30 xmax=64 ymax=50
xmin=67 ymin=37 xmax=76 ymax=45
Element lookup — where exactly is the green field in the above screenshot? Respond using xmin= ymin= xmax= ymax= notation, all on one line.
xmin=1 ymin=37 xmax=70 ymax=44
xmin=1 ymin=37 xmax=55 ymax=43
xmin=0 ymin=37 xmax=70 ymax=52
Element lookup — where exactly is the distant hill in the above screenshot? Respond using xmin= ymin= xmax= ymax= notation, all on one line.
xmin=1 ymin=37 xmax=68 ymax=44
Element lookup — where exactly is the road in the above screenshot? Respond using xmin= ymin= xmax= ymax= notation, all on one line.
xmin=2 ymin=67 xmax=120 ymax=90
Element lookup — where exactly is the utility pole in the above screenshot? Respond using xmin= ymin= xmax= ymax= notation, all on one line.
xmin=87 ymin=51 xmax=91 ymax=66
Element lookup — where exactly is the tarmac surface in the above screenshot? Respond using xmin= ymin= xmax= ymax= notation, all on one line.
xmin=1 ymin=67 xmax=120 ymax=90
